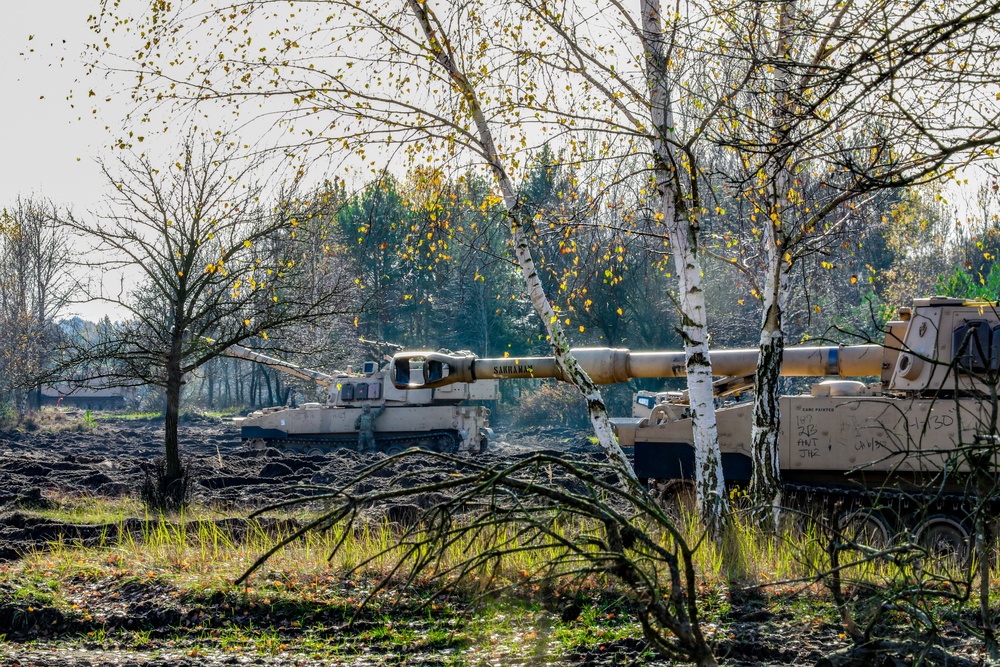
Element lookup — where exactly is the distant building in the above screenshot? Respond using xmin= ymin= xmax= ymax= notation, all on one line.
xmin=38 ymin=382 xmax=136 ymax=410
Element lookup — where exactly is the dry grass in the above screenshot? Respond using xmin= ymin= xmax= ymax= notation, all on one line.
xmin=8 ymin=495 xmax=976 ymax=597
xmin=16 ymin=407 xmax=97 ymax=433
xmin=3 ymin=494 xmax=998 ymax=665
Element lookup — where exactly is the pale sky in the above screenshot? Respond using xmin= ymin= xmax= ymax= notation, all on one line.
xmin=0 ymin=2 xmax=114 ymax=212
xmin=0 ymin=2 xmax=265 ymax=322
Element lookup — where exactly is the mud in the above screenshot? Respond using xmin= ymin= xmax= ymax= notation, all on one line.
xmin=0 ymin=419 xmax=602 ymax=562
xmin=0 ymin=421 xmax=596 ymax=504
xmin=0 ymin=418 xmax=987 ymax=666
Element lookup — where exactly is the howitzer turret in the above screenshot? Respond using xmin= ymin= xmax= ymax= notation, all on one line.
xmin=227 ymin=343 xmax=499 ymax=456
xmin=393 ymin=297 xmax=1000 ymax=553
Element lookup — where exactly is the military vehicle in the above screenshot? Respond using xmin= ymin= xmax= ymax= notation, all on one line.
xmin=227 ymin=344 xmax=498 ymax=455
xmin=391 ymin=297 xmax=1000 ymax=549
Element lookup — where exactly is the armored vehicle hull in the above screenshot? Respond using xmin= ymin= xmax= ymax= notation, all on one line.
xmin=623 ymin=392 xmax=988 ymax=488
xmin=224 ymin=344 xmax=497 ymax=455
xmin=239 ymin=402 xmax=491 ymax=454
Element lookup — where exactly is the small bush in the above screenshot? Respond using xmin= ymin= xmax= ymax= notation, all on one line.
xmin=517 ymin=381 xmax=589 ymax=429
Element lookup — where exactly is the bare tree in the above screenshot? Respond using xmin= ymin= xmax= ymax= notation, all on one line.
xmin=58 ymin=134 xmax=356 ymax=509
xmin=238 ymin=450 xmax=721 ymax=666
xmin=0 ymin=197 xmax=71 ymax=419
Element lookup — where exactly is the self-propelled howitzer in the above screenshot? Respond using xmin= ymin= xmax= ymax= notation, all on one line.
xmin=227 ymin=344 xmax=498 ymax=455
xmin=393 ymin=297 xmax=1000 ymax=550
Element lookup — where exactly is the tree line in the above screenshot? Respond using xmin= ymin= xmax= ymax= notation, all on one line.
xmin=3 ymin=149 xmax=995 ymax=419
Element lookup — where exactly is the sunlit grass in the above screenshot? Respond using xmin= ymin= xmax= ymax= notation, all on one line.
xmin=25 ymin=492 xmax=147 ymax=524
xmin=11 ymin=492 xmax=995 ymax=597
xmin=4 ymin=492 xmax=999 ymax=664
xmin=99 ymin=411 xmax=163 ymax=421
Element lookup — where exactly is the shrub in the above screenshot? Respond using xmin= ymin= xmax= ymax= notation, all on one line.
xmin=517 ymin=381 xmax=589 ymax=429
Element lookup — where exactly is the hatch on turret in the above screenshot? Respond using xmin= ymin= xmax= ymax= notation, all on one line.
xmin=952 ymin=320 xmax=991 ymax=372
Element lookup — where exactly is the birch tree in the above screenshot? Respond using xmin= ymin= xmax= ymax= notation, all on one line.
xmin=496 ymin=0 xmax=733 ymax=528
xmin=640 ymin=0 xmax=727 ymax=527
xmin=706 ymin=0 xmax=1000 ymax=522
xmin=86 ymin=0 xmax=645 ymax=493
xmin=407 ymin=0 xmax=640 ymax=492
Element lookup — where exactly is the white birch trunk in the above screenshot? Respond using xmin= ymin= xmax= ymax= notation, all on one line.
xmin=640 ymin=0 xmax=727 ymax=530
xmin=406 ymin=0 xmax=642 ymax=495
xmin=749 ymin=231 xmax=788 ymax=526
xmin=667 ymin=202 xmax=728 ymax=532
xmin=750 ymin=0 xmax=796 ymax=528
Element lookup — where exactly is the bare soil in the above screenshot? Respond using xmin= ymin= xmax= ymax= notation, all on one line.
xmin=0 ymin=417 xmax=989 ymax=666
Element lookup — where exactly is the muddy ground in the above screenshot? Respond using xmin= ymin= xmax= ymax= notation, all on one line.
xmin=0 ymin=417 xmax=597 ymax=512
xmin=0 ymin=416 xmax=989 ymax=666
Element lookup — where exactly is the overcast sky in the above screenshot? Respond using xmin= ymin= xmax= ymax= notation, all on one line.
xmin=0 ymin=2 xmax=118 ymax=212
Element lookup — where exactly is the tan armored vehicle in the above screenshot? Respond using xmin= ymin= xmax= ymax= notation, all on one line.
xmin=228 ymin=344 xmax=498 ymax=455
xmin=392 ymin=297 xmax=1000 ymax=547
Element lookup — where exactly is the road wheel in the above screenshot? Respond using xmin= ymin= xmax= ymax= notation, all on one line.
xmin=438 ymin=434 xmax=459 ymax=454
xmin=917 ymin=515 xmax=970 ymax=564
xmin=840 ymin=508 xmax=892 ymax=550
xmin=306 ymin=447 xmax=326 ymax=457
xmin=386 ymin=445 xmax=405 ymax=456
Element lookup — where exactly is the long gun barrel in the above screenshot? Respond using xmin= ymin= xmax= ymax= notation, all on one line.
xmin=392 ymin=345 xmax=885 ymax=389
xmin=223 ymin=343 xmax=338 ymax=387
